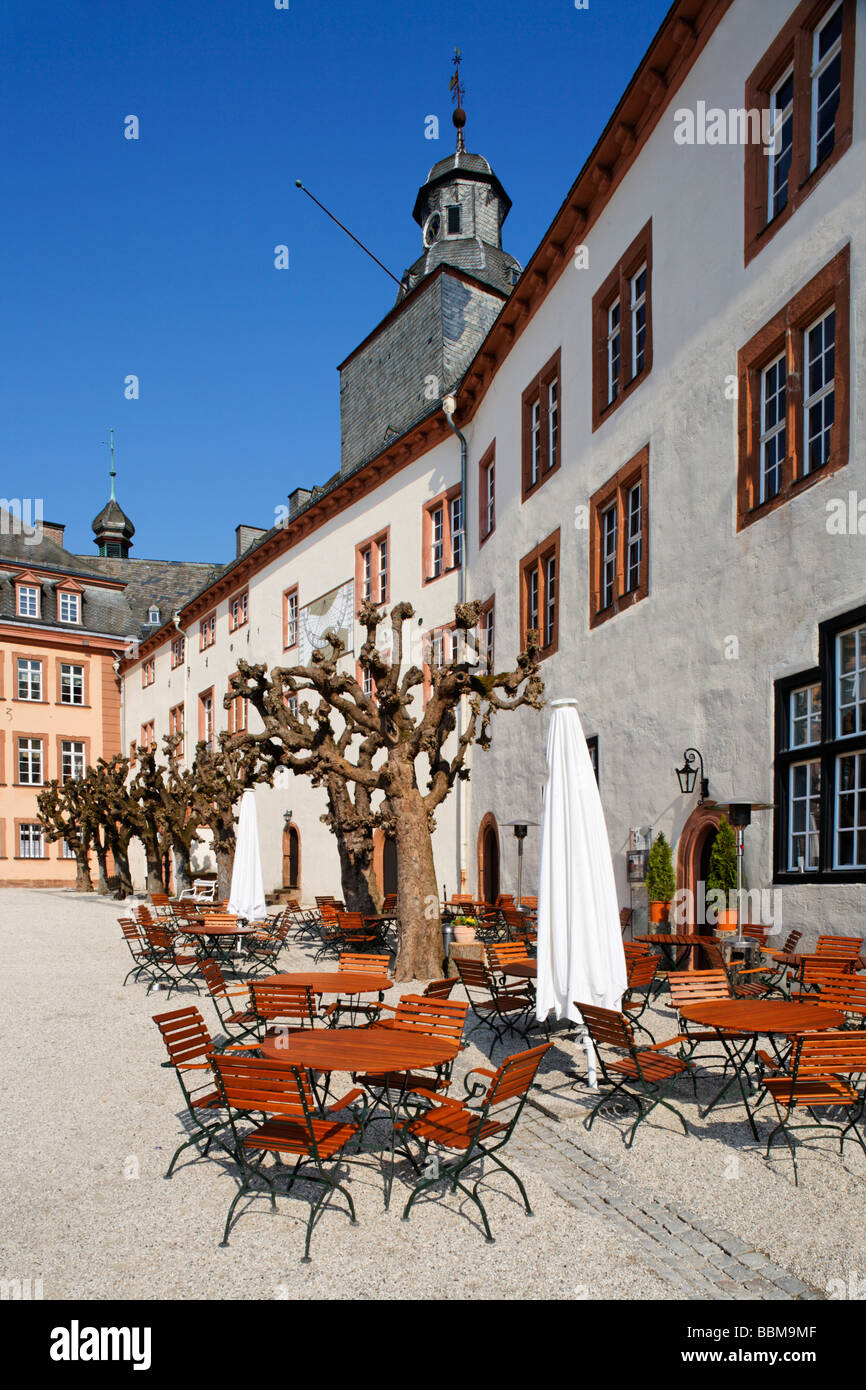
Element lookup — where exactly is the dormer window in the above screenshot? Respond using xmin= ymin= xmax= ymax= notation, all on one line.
xmin=16 ymin=582 xmax=40 ymax=619
xmin=148 ymin=606 xmax=160 ymax=626
xmin=447 ymin=204 xmax=461 ymax=234
xmin=58 ymin=591 xmax=81 ymax=624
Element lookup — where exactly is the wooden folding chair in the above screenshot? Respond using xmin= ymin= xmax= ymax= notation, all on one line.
xmin=576 ymin=1001 xmax=693 ymax=1148
xmin=761 ymin=1032 xmax=866 ymax=1184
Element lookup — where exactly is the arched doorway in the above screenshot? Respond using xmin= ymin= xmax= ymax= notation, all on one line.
xmin=676 ymin=803 xmax=722 ymax=928
xmin=477 ymin=813 xmax=500 ymax=905
xmin=373 ymin=829 xmax=398 ymax=900
xmin=282 ymin=823 xmax=300 ymax=891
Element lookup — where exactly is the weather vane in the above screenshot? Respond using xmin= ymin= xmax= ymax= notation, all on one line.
xmin=450 ymin=47 xmax=466 ymax=150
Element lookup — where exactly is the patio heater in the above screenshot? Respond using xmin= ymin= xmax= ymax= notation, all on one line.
xmin=501 ymin=821 xmax=539 ymax=909
xmin=719 ymin=801 xmax=772 ymax=949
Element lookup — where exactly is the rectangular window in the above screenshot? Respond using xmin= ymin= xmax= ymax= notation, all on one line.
xmin=19 ymin=823 xmax=44 ymax=858
xmin=479 ymin=599 xmax=494 ymax=674
xmin=355 ymin=531 xmax=389 ymax=606
xmin=284 ymin=587 xmax=298 ymax=649
xmin=17 ymin=585 xmax=39 ymax=618
xmin=61 ymin=740 xmax=85 ymax=783
xmin=199 ymin=691 xmax=214 ymax=752
xmin=141 ymin=659 xmax=155 ymax=688
xmin=479 ymin=442 xmax=495 ymax=544
xmin=520 ymin=530 xmax=560 ymax=659
xmin=521 ymin=350 xmax=562 ymax=500
xmin=593 ymin=223 xmax=652 ymax=430
xmin=229 ymin=591 xmax=248 ymax=631
xmin=447 ymin=204 xmax=461 ymax=234
xmin=768 ymin=68 xmax=795 ymax=220
xmin=589 ymin=446 xmax=650 ymax=628
xmin=803 ymin=307 xmax=835 ymax=476
xmin=18 ymin=738 xmax=43 ymax=785
xmin=200 ymin=614 xmax=216 ymax=650
xmin=168 ymin=704 xmax=184 ymax=745
xmin=362 ymin=665 xmax=373 ymax=697
xmin=140 ymin=722 xmax=155 ymax=751
xmin=431 ymin=506 xmax=444 ymax=577
xmin=17 ymin=658 xmax=42 ymax=701
xmin=774 ymin=605 xmax=866 ymax=881
xmin=745 ymin=0 xmax=855 ymax=264
xmin=789 ymin=760 xmax=822 ymax=870
xmin=58 ymin=591 xmax=80 ymax=624
xmin=59 ymin=663 xmax=84 ymax=705
xmin=61 ymin=839 xmax=76 ymax=859
xmin=450 ymin=494 xmax=463 ymax=570
xmin=759 ymin=354 xmax=787 ymax=503
xmin=170 ymin=636 xmax=185 ymax=669
xmin=737 ymin=246 xmax=849 ymax=529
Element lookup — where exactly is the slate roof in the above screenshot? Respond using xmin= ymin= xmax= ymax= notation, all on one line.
xmin=400 ymin=238 xmax=521 ymax=299
xmin=80 ymin=555 xmax=225 ymax=636
xmin=92 ymin=496 xmax=135 ymax=540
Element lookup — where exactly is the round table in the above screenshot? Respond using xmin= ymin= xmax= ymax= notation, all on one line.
xmin=260 ymin=1027 xmax=458 ymax=1208
xmin=679 ymin=999 xmax=845 ymax=1137
xmin=503 ymin=960 xmax=537 ymax=979
xmin=181 ymin=923 xmax=260 ymax=937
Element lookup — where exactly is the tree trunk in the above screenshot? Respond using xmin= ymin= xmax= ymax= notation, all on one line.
xmin=391 ymin=779 xmax=442 ymax=981
xmin=335 ymin=831 xmax=380 ymax=915
xmin=215 ymin=831 xmax=234 ymax=903
xmin=113 ymin=844 xmax=134 ymax=899
xmin=172 ymin=845 xmax=192 ymax=897
xmin=94 ymin=845 xmax=110 ymax=895
xmin=144 ymin=848 xmax=164 ymax=896
xmin=74 ymin=851 xmax=93 ymax=893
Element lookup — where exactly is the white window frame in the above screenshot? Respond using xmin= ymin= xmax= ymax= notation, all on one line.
xmin=625 ymin=482 xmax=642 ymax=593
xmin=803 ymin=307 xmax=835 ymax=476
xmin=788 ymin=758 xmax=822 ymax=871
xmin=18 ymin=737 xmax=43 ymax=785
xmin=547 ymin=378 xmax=559 ymax=470
xmin=19 ymin=823 xmax=44 ymax=858
xmin=485 ymin=459 xmax=495 ymax=536
xmin=544 ymin=554 xmax=556 ymax=649
xmin=17 ymin=658 xmax=42 ymax=701
xmin=601 ymin=502 xmax=618 ymax=609
xmin=768 ymin=65 xmax=795 ymax=220
xmin=530 ymin=400 xmax=541 ymax=486
xmin=834 ymin=749 xmax=866 ymax=870
xmin=759 ymin=352 xmax=787 ymax=503
xmin=630 ymin=266 xmax=647 ymax=377
xmin=450 ymin=494 xmax=463 ymax=570
xmin=17 ymin=584 xmax=39 ymax=619
xmin=431 ymin=506 xmax=444 ymax=578
xmin=377 ymin=536 xmax=388 ymax=603
xmin=790 ymin=682 xmax=822 ymax=747
xmin=58 ymin=591 xmax=80 ymax=624
xmin=285 ymin=591 xmax=298 ymax=648
xmin=837 ymin=625 xmax=866 ymax=739
xmin=607 ymin=300 xmax=621 ymax=405
xmin=61 ymin=740 xmax=86 ymax=783
xmin=810 ymin=0 xmax=843 ymax=172
xmin=60 ymin=662 xmax=84 ymax=706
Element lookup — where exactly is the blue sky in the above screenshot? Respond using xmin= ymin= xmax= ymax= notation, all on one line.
xmin=2 ymin=0 xmax=670 ymax=562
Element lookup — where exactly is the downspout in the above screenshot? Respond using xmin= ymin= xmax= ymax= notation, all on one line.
xmin=442 ymin=395 xmax=468 ymax=891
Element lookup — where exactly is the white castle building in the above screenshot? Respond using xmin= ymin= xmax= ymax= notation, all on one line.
xmin=120 ymin=0 xmax=865 ymax=942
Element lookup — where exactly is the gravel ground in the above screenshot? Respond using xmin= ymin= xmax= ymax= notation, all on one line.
xmin=1 ymin=886 xmax=865 ymax=1301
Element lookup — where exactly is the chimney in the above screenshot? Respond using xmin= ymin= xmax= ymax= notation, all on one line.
xmin=288 ymin=487 xmax=313 ymax=519
xmin=41 ymin=520 xmax=65 ymax=547
xmin=235 ymin=524 xmax=267 ymax=559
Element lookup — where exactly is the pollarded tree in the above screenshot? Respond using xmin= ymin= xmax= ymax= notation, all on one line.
xmin=37 ymin=779 xmax=94 ymax=892
xmin=129 ymin=745 xmax=175 ymax=894
xmin=229 ymin=598 xmax=544 ymax=979
xmin=89 ymin=756 xmax=137 ymax=897
xmin=191 ymin=733 xmax=274 ymax=899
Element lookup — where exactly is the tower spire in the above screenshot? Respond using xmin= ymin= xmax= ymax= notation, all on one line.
xmin=102 ymin=428 xmax=117 ymax=499
xmin=449 ymin=48 xmax=466 ymax=153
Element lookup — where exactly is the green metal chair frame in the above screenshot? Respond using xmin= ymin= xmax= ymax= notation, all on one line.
xmin=621 ymin=954 xmax=660 ymax=1043
xmin=212 ymin=1054 xmax=360 ymax=1261
xmin=249 ymin=982 xmax=319 ymax=1043
xmin=761 ymin=1031 xmax=866 ymax=1184
xmin=142 ymin=922 xmax=202 ymax=996
xmin=396 ymin=1042 xmax=552 ymax=1243
xmin=152 ymin=1005 xmax=259 ymax=1178
xmin=198 ymin=956 xmax=259 ymax=1043
xmin=454 ymin=955 xmax=539 ymax=1051
xmin=118 ymin=917 xmax=152 ymax=987
xmin=576 ymin=1001 xmax=694 ymax=1148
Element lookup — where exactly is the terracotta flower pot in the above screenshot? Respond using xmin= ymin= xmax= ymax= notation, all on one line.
xmin=453 ymin=923 xmax=476 ymax=944
xmin=716 ymin=908 xmax=738 ymax=932
xmin=648 ymin=900 xmax=670 ymax=924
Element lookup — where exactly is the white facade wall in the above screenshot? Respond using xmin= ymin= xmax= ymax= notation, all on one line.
xmin=462 ymin=0 xmax=866 ymax=941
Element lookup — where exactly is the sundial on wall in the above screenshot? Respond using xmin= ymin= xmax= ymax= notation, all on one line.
xmin=299 ymin=579 xmax=355 ymax=665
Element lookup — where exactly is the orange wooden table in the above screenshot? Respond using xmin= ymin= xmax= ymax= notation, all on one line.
xmin=680 ymin=999 xmax=845 ymax=1138
xmin=260 ymin=1027 xmax=459 ymax=1208
xmin=261 ymin=971 xmax=392 ymax=995
xmin=503 ymin=960 xmax=537 ymax=979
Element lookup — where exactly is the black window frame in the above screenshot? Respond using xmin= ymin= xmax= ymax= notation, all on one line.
xmin=774 ymin=600 xmax=866 ymax=883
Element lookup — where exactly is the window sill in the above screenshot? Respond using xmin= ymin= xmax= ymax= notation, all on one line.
xmin=424 ymin=564 xmax=461 ymax=585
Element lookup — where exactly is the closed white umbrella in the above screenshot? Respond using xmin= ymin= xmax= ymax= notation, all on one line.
xmin=228 ymin=788 xmax=267 ymax=922
xmin=536 ymin=698 xmax=628 ymax=1084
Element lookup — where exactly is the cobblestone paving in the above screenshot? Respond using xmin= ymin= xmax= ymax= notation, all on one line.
xmin=510 ymin=1111 xmax=826 ymax=1301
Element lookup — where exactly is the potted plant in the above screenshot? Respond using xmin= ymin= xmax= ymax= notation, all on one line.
xmin=707 ymin=815 xmax=739 ymax=930
xmin=645 ymin=832 xmax=676 ymax=924
xmin=452 ymin=914 xmax=477 ymax=944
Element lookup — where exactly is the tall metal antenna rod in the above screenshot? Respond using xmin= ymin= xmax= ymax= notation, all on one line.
xmin=295 ymin=180 xmax=402 ymax=287
xmin=102 ymin=428 xmax=117 ymax=499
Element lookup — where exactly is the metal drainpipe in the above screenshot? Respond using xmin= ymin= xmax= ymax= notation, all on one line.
xmin=443 ymin=399 xmax=468 ymax=891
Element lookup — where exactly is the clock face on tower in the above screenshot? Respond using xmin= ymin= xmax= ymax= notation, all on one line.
xmin=423 ymin=211 xmax=442 ymax=248
xmin=299 ymin=580 xmax=355 ymax=666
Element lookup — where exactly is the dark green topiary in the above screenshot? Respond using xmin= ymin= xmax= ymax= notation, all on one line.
xmin=645 ymin=831 xmax=676 ymax=903
xmin=706 ymin=815 xmax=738 ymax=896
